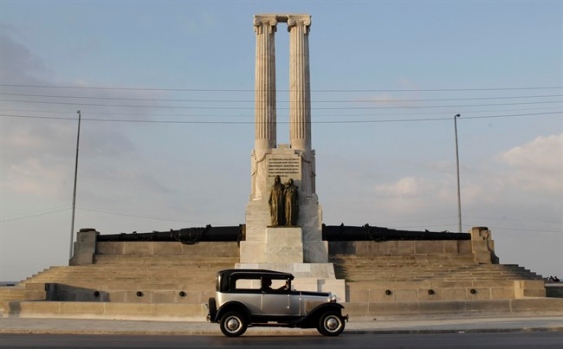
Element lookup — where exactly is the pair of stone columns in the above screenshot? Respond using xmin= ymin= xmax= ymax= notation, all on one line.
xmin=254 ymin=14 xmax=312 ymax=153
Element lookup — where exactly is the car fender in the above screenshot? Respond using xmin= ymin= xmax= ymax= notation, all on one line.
xmin=214 ymin=301 xmax=251 ymax=323
xmin=296 ymin=303 xmax=345 ymax=328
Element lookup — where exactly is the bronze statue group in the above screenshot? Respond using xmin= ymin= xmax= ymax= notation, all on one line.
xmin=268 ymin=175 xmax=299 ymax=227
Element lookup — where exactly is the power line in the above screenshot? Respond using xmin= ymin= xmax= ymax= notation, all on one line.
xmin=1 ymin=207 xmax=72 ymax=222
xmin=2 ymin=105 xmax=559 ymax=118
xmin=1 ymin=92 xmax=561 ymax=103
xmin=485 ymin=226 xmax=562 ymax=234
xmin=76 ymin=207 xmax=205 ymax=225
xmin=1 ymin=98 xmax=560 ymax=109
xmin=1 ymin=83 xmax=562 ymax=92
xmin=6 ymin=205 xmax=559 ymax=233
xmin=1 ymin=111 xmax=558 ymax=124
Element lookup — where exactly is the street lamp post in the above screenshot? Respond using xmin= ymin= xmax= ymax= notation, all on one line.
xmin=69 ymin=110 xmax=81 ymax=259
xmin=454 ymin=113 xmax=462 ymax=233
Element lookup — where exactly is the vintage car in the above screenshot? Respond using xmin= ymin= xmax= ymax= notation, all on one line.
xmin=206 ymin=269 xmax=348 ymax=337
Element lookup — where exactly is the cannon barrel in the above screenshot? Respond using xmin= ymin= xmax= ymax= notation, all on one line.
xmin=321 ymin=224 xmax=470 ymax=241
xmin=96 ymin=223 xmax=470 ymax=244
xmin=96 ymin=225 xmax=244 ymax=244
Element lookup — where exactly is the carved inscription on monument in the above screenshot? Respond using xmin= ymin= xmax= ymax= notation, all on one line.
xmin=268 ymin=157 xmax=301 ymax=179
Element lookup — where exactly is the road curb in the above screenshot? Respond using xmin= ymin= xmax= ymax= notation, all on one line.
xmin=2 ymin=327 xmax=563 ymax=336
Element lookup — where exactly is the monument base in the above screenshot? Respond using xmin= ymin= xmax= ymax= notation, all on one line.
xmin=235 ymin=262 xmax=346 ymax=302
xmin=241 ymin=227 xmax=305 ymax=263
xmin=265 ymin=227 xmax=304 ymax=263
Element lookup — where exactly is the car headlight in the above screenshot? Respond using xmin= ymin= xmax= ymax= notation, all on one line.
xmin=328 ymin=293 xmax=337 ymax=303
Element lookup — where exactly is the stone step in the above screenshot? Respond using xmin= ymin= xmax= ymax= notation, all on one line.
xmin=23 ymin=270 xmax=220 ymax=278
xmin=4 ymin=300 xmax=208 ymax=320
xmin=93 ymin=255 xmax=239 ymax=265
xmin=0 ymin=286 xmax=46 ymax=305
xmin=48 ymin=288 xmax=215 ymax=304
xmin=331 ymin=257 xmax=543 ymax=284
xmin=6 ymin=298 xmax=562 ymax=320
xmin=50 ymin=281 xmax=216 ymax=292
xmin=19 ymin=262 xmax=234 ymax=286
xmin=342 ymin=272 xmax=543 ymax=279
xmin=348 ymin=272 xmax=544 ymax=278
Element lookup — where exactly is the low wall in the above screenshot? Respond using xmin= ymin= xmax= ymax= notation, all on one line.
xmin=546 ymin=284 xmax=563 ymax=298
xmin=329 ymin=227 xmax=498 ymax=264
xmin=329 ymin=240 xmax=473 ymax=258
xmin=96 ymin=241 xmax=239 ymax=257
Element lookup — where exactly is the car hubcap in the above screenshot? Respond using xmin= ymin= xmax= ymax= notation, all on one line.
xmin=326 ymin=317 xmax=340 ymax=331
xmin=226 ymin=317 xmax=240 ymax=331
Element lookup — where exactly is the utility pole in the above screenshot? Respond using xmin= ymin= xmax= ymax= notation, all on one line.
xmin=70 ymin=110 xmax=81 ymax=259
xmin=454 ymin=113 xmax=462 ymax=233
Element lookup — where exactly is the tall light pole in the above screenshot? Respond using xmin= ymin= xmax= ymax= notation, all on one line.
xmin=70 ymin=110 xmax=81 ymax=259
xmin=454 ymin=113 xmax=462 ymax=233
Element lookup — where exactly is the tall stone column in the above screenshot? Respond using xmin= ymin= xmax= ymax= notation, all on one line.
xmin=254 ymin=15 xmax=278 ymax=151
xmin=288 ymin=15 xmax=312 ymax=152
xmin=251 ymin=15 xmax=278 ymax=200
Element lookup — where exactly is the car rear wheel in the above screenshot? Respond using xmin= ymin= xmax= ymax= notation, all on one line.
xmin=220 ymin=311 xmax=247 ymax=337
xmin=317 ymin=311 xmax=345 ymax=336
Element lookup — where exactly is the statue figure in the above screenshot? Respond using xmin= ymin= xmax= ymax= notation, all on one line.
xmin=284 ymin=178 xmax=299 ymax=226
xmin=268 ymin=175 xmax=285 ymax=226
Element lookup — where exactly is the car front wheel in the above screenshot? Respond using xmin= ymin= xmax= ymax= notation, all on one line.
xmin=220 ymin=311 xmax=247 ymax=337
xmin=317 ymin=311 xmax=345 ymax=336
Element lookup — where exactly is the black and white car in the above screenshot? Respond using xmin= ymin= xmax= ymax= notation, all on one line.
xmin=207 ymin=269 xmax=348 ymax=337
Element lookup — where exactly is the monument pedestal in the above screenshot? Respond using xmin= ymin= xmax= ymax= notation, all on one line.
xmin=265 ymin=227 xmax=304 ymax=263
xmin=238 ymin=227 xmax=346 ymax=301
xmin=241 ymin=227 xmax=304 ymax=263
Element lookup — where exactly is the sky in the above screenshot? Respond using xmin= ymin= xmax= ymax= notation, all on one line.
xmin=0 ymin=0 xmax=561 ymax=282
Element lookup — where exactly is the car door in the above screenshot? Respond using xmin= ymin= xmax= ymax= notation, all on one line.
xmin=261 ymin=289 xmax=299 ymax=316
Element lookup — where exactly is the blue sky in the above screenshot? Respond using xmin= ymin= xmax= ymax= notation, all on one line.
xmin=1 ymin=0 xmax=561 ymax=281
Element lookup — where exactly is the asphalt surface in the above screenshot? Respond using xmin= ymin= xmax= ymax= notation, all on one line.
xmin=1 ymin=315 xmax=562 ymax=336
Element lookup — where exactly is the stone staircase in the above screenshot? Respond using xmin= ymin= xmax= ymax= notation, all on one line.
xmin=331 ymin=254 xmax=545 ymax=303
xmin=2 ymin=234 xmax=561 ymax=320
xmin=0 ymin=241 xmax=240 ymax=319
xmin=16 ymin=256 xmax=238 ymax=303
xmin=322 ymin=238 xmax=559 ymax=318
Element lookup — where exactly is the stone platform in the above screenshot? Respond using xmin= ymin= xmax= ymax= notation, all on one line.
xmin=1 ymin=230 xmax=559 ymax=320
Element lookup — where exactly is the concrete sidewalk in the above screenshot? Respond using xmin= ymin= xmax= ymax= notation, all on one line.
xmin=1 ymin=315 xmax=562 ymax=336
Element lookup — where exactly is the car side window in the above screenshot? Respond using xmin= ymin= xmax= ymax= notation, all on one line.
xmin=234 ymin=279 xmax=261 ymax=292
xmin=227 ymin=274 xmax=293 ymax=293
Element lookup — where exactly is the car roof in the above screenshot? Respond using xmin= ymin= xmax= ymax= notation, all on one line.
xmin=218 ymin=269 xmax=294 ymax=280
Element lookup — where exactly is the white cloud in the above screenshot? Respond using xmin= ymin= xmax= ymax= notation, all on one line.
xmin=373 ymin=176 xmax=455 ymax=216
xmin=0 ymin=27 xmax=52 ymax=82
xmin=369 ymin=133 xmax=563 ymax=227
xmin=376 ymin=176 xmax=433 ymax=197
xmin=495 ymin=133 xmax=562 ymax=193
xmin=1 ymin=158 xmax=68 ymax=197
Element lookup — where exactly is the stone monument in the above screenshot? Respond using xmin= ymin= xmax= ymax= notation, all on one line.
xmin=238 ymin=14 xmax=345 ymax=299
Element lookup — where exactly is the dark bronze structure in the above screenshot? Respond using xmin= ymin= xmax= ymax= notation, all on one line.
xmin=268 ymin=175 xmax=285 ymax=226
xmin=284 ymin=178 xmax=299 ymax=226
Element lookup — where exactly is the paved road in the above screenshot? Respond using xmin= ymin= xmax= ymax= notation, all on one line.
xmin=1 ymin=315 xmax=562 ymax=335
xmin=1 ymin=332 xmax=563 ymax=349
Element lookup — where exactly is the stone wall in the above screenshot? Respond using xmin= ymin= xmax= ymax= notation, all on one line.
xmin=328 ymin=240 xmax=473 ymax=258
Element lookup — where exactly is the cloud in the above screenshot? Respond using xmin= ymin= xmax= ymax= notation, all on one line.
xmin=0 ymin=25 xmax=52 ymax=83
xmin=1 ymin=158 xmax=68 ymax=198
xmin=355 ymin=77 xmax=424 ymax=108
xmin=376 ymin=176 xmax=432 ymax=197
xmin=372 ymin=175 xmax=459 ymax=219
xmin=370 ymin=134 xmax=563 ymax=221
xmin=0 ymin=30 xmax=167 ymax=207
xmin=495 ymin=133 xmax=562 ymax=193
